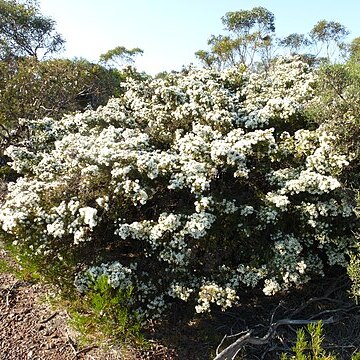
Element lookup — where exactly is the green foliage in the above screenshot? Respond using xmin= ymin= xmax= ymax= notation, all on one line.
xmin=2 ymin=237 xmax=76 ymax=286
xmin=348 ymin=250 xmax=360 ymax=304
xmin=278 ymin=33 xmax=311 ymax=55
xmin=197 ymin=8 xmax=350 ymax=70
xmin=308 ymin=60 xmax=360 ymax=187
xmin=0 ymin=257 xmax=15 ymax=273
xmin=280 ymin=321 xmax=337 ymax=360
xmin=0 ymin=57 xmax=121 ymax=150
xmin=194 ymin=49 xmax=217 ymax=69
xmin=99 ymin=46 xmax=143 ymax=69
xmin=309 ymin=50 xmax=360 ymax=309
xmin=222 ymin=6 xmax=275 ymax=35
xmin=0 ymin=164 xmax=17 ymax=182
xmin=1 ymin=238 xmax=143 ymax=344
xmin=0 ymin=57 xmax=119 ymax=122
xmin=196 ymin=6 xmax=276 ymax=70
xmin=0 ymin=0 xmax=65 ymax=60
xmin=68 ymin=275 xmax=142 ymax=344
xmin=349 ymin=37 xmax=360 ymax=62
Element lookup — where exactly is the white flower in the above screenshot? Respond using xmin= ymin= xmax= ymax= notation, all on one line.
xmin=263 ymin=278 xmax=281 ymax=296
xmin=79 ymin=207 xmax=98 ymax=228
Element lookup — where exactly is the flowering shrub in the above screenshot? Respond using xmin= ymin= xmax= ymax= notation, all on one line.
xmin=0 ymin=57 xmax=357 ymax=319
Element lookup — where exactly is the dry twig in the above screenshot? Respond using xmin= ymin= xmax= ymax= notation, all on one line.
xmin=5 ymin=280 xmax=19 ymax=307
xmin=39 ymin=311 xmax=58 ymax=324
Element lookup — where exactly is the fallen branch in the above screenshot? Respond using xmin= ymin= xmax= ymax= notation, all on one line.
xmin=214 ymin=317 xmax=336 ymax=360
xmin=66 ymin=334 xmax=77 ymax=354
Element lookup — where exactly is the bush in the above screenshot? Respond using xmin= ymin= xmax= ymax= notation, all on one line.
xmin=307 ymin=60 xmax=360 ymax=187
xmin=0 ymin=56 xmax=358 ymax=320
xmin=308 ymin=59 xmax=360 ymax=306
xmin=0 ymin=57 xmax=121 ymax=150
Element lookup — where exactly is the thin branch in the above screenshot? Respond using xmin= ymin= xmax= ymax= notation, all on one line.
xmin=39 ymin=311 xmax=58 ymax=324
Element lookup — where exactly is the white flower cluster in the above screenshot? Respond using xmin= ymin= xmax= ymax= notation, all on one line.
xmin=195 ymin=283 xmax=238 ymax=313
xmin=74 ymin=262 xmax=134 ymax=293
xmin=265 ymin=192 xmax=290 ymax=210
xmin=241 ymin=57 xmax=315 ymax=129
xmin=229 ymin=264 xmax=267 ymax=288
xmin=169 ymin=283 xmax=194 ymax=302
xmin=0 ymin=57 xmax=357 ymax=319
xmin=269 ymin=232 xmax=315 ymax=291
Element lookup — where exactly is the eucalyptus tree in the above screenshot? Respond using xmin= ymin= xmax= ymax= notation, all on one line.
xmin=196 ymin=7 xmax=276 ymax=70
xmin=0 ymin=0 xmax=65 ymax=61
xmin=99 ymin=46 xmax=143 ymax=69
xmin=278 ymin=33 xmax=311 ymax=55
xmin=309 ymin=20 xmax=349 ymax=61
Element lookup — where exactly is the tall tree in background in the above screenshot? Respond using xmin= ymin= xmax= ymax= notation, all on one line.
xmin=309 ymin=20 xmax=349 ymax=61
xmin=0 ymin=0 xmax=65 ymax=61
xmin=0 ymin=1 xmax=125 ymax=152
xmin=278 ymin=33 xmax=311 ymax=55
xmin=196 ymin=7 xmax=276 ymax=70
xmin=99 ymin=46 xmax=143 ymax=69
xmin=197 ymin=8 xmax=351 ymax=70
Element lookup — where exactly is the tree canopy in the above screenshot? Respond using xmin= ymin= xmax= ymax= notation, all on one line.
xmin=196 ymin=7 xmax=351 ymax=70
xmin=196 ymin=7 xmax=276 ymax=70
xmin=99 ymin=46 xmax=143 ymax=68
xmin=309 ymin=20 xmax=349 ymax=59
xmin=0 ymin=0 xmax=65 ymax=60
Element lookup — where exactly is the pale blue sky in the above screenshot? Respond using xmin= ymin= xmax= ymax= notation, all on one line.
xmin=39 ymin=0 xmax=360 ymax=74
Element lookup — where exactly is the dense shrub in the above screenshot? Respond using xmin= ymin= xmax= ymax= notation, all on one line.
xmin=308 ymin=58 xmax=360 ymax=304
xmin=308 ymin=59 xmax=360 ymax=186
xmin=348 ymin=191 xmax=360 ymax=304
xmin=0 ymin=56 xmax=358 ymax=320
xmin=0 ymin=57 xmax=121 ymax=149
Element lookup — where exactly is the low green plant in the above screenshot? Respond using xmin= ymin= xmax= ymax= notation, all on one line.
xmin=68 ymin=275 xmax=143 ymax=345
xmin=0 ymin=257 xmax=14 ymax=273
xmin=348 ymin=192 xmax=360 ymax=305
xmin=1 ymin=230 xmax=144 ymax=347
xmin=280 ymin=321 xmax=360 ymax=360
xmin=280 ymin=321 xmax=336 ymax=360
xmin=2 ymin=240 xmax=73 ymax=285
